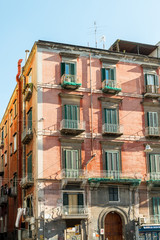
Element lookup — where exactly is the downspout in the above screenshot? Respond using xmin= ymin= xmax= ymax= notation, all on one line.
xmin=16 ymin=59 xmax=23 ymax=211
xmin=89 ymin=54 xmax=93 ymax=155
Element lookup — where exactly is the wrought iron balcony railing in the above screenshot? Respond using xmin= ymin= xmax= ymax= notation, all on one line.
xmin=102 ymin=80 xmax=121 ymax=93
xmin=102 ymin=123 xmax=123 ymax=135
xmin=145 ymin=126 xmax=160 ymax=138
xmin=22 ymin=128 xmax=33 ymax=144
xmin=60 ymin=119 xmax=85 ymax=135
xmin=61 ymin=74 xmax=81 ymax=89
xmin=20 ymin=174 xmax=34 ymax=188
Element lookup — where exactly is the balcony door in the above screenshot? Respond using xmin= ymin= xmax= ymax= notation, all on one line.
xmin=105 ymin=212 xmax=122 ymax=240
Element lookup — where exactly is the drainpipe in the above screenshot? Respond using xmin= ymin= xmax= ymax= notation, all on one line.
xmin=89 ymin=54 xmax=93 ymax=155
xmin=16 ymin=59 xmax=23 ymax=211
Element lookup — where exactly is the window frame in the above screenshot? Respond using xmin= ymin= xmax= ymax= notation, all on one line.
xmin=108 ymin=186 xmax=119 ymax=202
xmin=13 ymin=133 xmax=17 ymax=153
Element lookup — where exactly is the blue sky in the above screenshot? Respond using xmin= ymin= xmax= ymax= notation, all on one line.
xmin=0 ymin=0 xmax=159 ymax=120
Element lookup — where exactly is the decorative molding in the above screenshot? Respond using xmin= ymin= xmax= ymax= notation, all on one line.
xmin=59 ymin=93 xmax=83 ymax=99
xmin=100 ymin=58 xmax=119 ymax=64
xmin=98 ymin=96 xmax=123 ymax=103
xmin=59 ymin=137 xmax=84 ymax=143
xmin=59 ymin=52 xmax=80 ymax=59
xmin=141 ymin=64 xmax=159 ymax=70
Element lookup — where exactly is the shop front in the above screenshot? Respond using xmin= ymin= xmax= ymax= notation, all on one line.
xmin=139 ymin=225 xmax=160 ymax=240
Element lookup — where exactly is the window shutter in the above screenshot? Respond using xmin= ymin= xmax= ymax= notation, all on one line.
xmin=101 ymin=68 xmax=106 ymax=81
xmin=78 ymin=194 xmax=83 ymax=206
xmin=63 ymin=193 xmax=68 ymax=206
xmin=153 ymin=112 xmax=158 ymax=127
xmin=61 ymin=62 xmax=65 ymax=76
xmin=110 ymin=68 xmax=115 ymax=80
xmin=149 ymin=154 xmax=155 ymax=172
xmin=27 ymin=154 xmax=32 ymax=179
xmin=155 ymin=75 xmax=159 ymax=86
xmin=144 ymin=74 xmax=148 ymax=85
xmin=72 ymin=150 xmax=78 ymax=170
xmin=28 ymin=110 xmax=32 ymax=130
xmin=70 ymin=63 xmax=75 ymax=75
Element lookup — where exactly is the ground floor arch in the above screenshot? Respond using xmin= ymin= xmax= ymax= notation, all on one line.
xmin=105 ymin=211 xmax=123 ymax=240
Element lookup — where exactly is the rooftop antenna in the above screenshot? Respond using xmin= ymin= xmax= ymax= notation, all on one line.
xmin=100 ymin=35 xmax=106 ymax=49
xmin=94 ymin=21 xmax=97 ymax=48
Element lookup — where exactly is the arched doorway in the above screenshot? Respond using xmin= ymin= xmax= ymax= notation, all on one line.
xmin=105 ymin=212 xmax=123 ymax=240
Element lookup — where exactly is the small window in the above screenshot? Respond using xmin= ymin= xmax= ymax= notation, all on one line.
xmin=10 ymin=143 xmax=13 ymax=156
xmin=145 ymin=74 xmax=159 ymax=86
xmin=13 ymin=100 xmax=17 ymax=118
xmin=101 ymin=68 xmax=116 ymax=81
xmin=28 ymin=69 xmax=32 ymax=83
xmin=109 ymin=187 xmax=119 ymax=202
xmin=4 ymin=151 xmax=7 ymax=165
xmin=10 ymin=110 xmax=13 ymax=126
xmin=1 ymin=127 xmax=4 ymax=142
xmin=27 ymin=108 xmax=32 ymax=130
xmin=13 ymin=133 xmax=17 ymax=152
xmin=5 ymin=121 xmax=7 ymax=137
xmin=27 ymin=152 xmax=32 ymax=180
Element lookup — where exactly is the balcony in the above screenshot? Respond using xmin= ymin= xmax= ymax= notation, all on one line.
xmin=102 ymin=123 xmax=123 ymax=136
xmin=23 ymin=83 xmax=33 ymax=102
xmin=60 ymin=119 xmax=85 ymax=135
xmin=145 ymin=127 xmax=160 ymax=138
xmin=61 ymin=74 xmax=81 ymax=89
xmin=0 ymin=140 xmax=4 ymax=149
xmin=0 ymin=195 xmax=8 ymax=205
xmin=147 ymin=173 xmax=160 ymax=187
xmin=22 ymin=128 xmax=33 ymax=144
xmin=102 ymin=80 xmax=121 ymax=94
xmin=8 ymin=187 xmax=17 ymax=198
xmin=144 ymin=85 xmax=160 ymax=98
xmin=62 ymin=205 xmax=88 ymax=219
xmin=20 ymin=174 xmax=34 ymax=189
xmin=88 ymin=170 xmax=142 ymax=186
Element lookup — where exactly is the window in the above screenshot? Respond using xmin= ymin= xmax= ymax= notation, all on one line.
xmin=64 ymin=104 xmax=79 ymax=129
xmin=152 ymin=197 xmax=160 ymax=222
xmin=26 ymin=196 xmax=33 ymax=217
xmin=4 ymin=151 xmax=7 ymax=165
xmin=1 ymin=155 xmax=4 ymax=167
xmin=10 ymin=110 xmax=13 ymax=126
xmin=147 ymin=112 xmax=159 ymax=135
xmin=10 ymin=143 xmax=13 ymax=156
xmin=1 ymin=127 xmax=4 ymax=143
xmin=63 ymin=192 xmax=84 ymax=214
xmin=61 ymin=62 xmax=76 ymax=79
xmin=28 ymin=69 xmax=32 ymax=83
xmin=13 ymin=133 xmax=17 ymax=152
xmin=4 ymin=121 xmax=7 ymax=137
xmin=104 ymin=108 xmax=118 ymax=133
xmin=109 ymin=187 xmax=119 ymax=202
xmin=105 ymin=151 xmax=120 ymax=178
xmin=145 ymin=74 xmax=159 ymax=86
xmin=101 ymin=68 xmax=116 ymax=82
xmin=27 ymin=108 xmax=32 ymax=131
xmin=27 ymin=153 xmax=32 ymax=180
xmin=13 ymin=100 xmax=17 ymax=118
xmin=149 ymin=154 xmax=160 ymax=179
xmin=64 ymin=149 xmax=79 ymax=177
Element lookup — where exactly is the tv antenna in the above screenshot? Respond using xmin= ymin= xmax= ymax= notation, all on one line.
xmin=100 ymin=35 xmax=106 ymax=49
xmin=94 ymin=21 xmax=97 ymax=48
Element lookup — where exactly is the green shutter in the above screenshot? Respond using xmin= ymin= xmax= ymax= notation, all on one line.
xmin=70 ymin=63 xmax=75 ymax=75
xmin=148 ymin=112 xmax=158 ymax=127
xmin=72 ymin=150 xmax=79 ymax=170
xmin=63 ymin=193 xmax=68 ymax=206
xmin=27 ymin=153 xmax=32 ymax=180
xmin=155 ymin=75 xmax=159 ymax=86
xmin=78 ymin=194 xmax=83 ymax=206
xmin=28 ymin=109 xmax=32 ymax=130
xmin=61 ymin=62 xmax=65 ymax=76
xmin=101 ymin=68 xmax=106 ymax=81
xmin=110 ymin=69 xmax=115 ymax=80
xmin=144 ymin=74 xmax=148 ymax=85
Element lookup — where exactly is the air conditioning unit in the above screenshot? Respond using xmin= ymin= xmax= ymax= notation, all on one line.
xmin=138 ymin=217 xmax=146 ymax=225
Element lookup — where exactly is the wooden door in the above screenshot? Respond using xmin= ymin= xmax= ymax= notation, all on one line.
xmin=105 ymin=212 xmax=122 ymax=240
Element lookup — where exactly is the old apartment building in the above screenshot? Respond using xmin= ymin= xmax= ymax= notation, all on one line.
xmin=0 ymin=39 xmax=160 ymax=240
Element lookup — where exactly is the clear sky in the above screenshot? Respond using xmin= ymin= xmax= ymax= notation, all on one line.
xmin=0 ymin=0 xmax=159 ymax=120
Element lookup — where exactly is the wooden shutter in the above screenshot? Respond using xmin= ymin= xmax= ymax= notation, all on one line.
xmin=155 ymin=75 xmax=159 ymax=86
xmin=28 ymin=109 xmax=32 ymax=130
xmin=70 ymin=63 xmax=75 ymax=75
xmin=78 ymin=194 xmax=84 ymax=206
xmin=61 ymin=62 xmax=65 ymax=76
xmin=101 ymin=68 xmax=106 ymax=81
xmin=72 ymin=150 xmax=79 ymax=170
xmin=144 ymin=74 xmax=148 ymax=85
xmin=27 ymin=153 xmax=32 ymax=179
xmin=63 ymin=193 xmax=68 ymax=206
xmin=148 ymin=112 xmax=158 ymax=127
xmin=110 ymin=68 xmax=115 ymax=80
